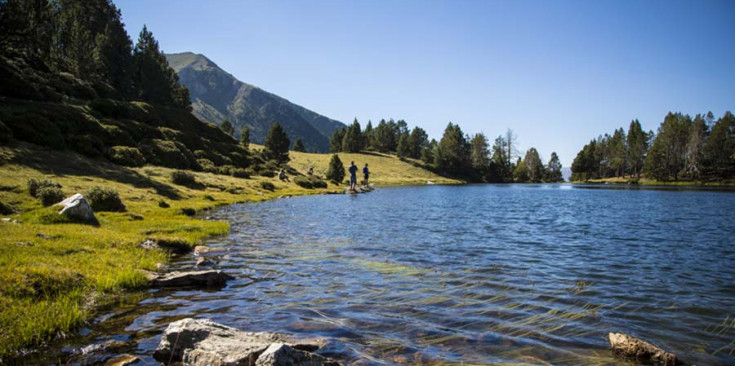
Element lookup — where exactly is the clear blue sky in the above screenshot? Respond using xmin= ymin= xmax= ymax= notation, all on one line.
xmin=116 ymin=0 xmax=734 ymax=166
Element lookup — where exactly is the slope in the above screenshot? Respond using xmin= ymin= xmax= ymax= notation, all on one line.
xmin=166 ymin=52 xmax=345 ymax=152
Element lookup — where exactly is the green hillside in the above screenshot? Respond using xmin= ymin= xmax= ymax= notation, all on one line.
xmin=166 ymin=52 xmax=345 ymax=152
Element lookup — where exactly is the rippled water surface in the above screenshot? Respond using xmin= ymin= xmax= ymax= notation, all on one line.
xmin=31 ymin=185 xmax=735 ymax=365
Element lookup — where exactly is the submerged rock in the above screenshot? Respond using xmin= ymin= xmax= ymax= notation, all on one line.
xmin=148 ymin=270 xmax=234 ymax=288
xmin=103 ymin=354 xmax=140 ymax=366
xmin=344 ymin=186 xmax=374 ymax=194
xmin=154 ymin=318 xmax=336 ymax=366
xmin=55 ymin=193 xmax=97 ymax=224
xmin=608 ymin=332 xmax=677 ymax=366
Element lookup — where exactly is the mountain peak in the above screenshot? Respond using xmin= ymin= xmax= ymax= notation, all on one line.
xmin=165 ymin=52 xmax=345 ymax=152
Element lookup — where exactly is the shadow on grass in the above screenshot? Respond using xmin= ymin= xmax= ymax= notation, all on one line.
xmin=7 ymin=142 xmax=183 ymax=200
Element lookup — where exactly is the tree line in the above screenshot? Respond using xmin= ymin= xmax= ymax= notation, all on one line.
xmin=0 ymin=0 xmax=190 ymax=109
xmin=571 ymin=111 xmax=735 ymax=182
xmin=329 ymin=118 xmax=563 ymax=183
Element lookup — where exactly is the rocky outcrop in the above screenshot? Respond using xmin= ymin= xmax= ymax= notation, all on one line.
xmin=154 ymin=318 xmax=337 ymax=366
xmin=146 ymin=270 xmax=234 ymax=288
xmin=55 ymin=193 xmax=97 ymax=224
xmin=344 ymin=186 xmax=374 ymax=194
xmin=608 ymin=332 xmax=678 ymax=366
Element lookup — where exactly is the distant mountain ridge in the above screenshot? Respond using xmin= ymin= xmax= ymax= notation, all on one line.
xmin=166 ymin=52 xmax=344 ymax=152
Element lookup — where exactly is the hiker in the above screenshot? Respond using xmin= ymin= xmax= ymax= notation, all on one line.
xmin=348 ymin=161 xmax=358 ymax=192
xmin=363 ymin=163 xmax=370 ymax=187
xmin=278 ymin=169 xmax=290 ymax=182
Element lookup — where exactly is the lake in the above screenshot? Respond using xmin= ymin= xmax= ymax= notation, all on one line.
xmin=27 ymin=184 xmax=735 ymax=365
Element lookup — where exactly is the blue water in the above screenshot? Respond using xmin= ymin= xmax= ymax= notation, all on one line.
xmin=31 ymin=184 xmax=735 ymax=365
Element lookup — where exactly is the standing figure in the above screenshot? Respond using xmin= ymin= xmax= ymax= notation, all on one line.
xmin=363 ymin=163 xmax=370 ymax=187
xmin=348 ymin=161 xmax=358 ymax=192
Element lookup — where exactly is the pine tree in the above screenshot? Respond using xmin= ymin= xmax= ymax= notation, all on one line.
xmin=330 ymin=128 xmax=345 ymax=152
xmin=523 ymin=147 xmax=544 ymax=182
xmin=703 ymin=111 xmax=735 ymax=179
xmin=626 ymin=119 xmax=648 ymax=178
xmin=422 ymin=139 xmax=437 ymax=165
xmin=435 ymin=122 xmax=470 ymax=175
xmin=325 ymin=154 xmax=345 ymax=183
xmin=342 ymin=119 xmax=362 ymax=152
xmin=363 ymin=120 xmax=374 ymax=150
xmin=684 ymin=114 xmax=708 ymax=179
xmin=292 ymin=138 xmax=306 ymax=152
xmin=396 ymin=133 xmax=410 ymax=158
xmin=407 ymin=127 xmax=428 ymax=159
xmin=240 ymin=126 xmax=250 ymax=148
xmin=547 ymin=152 xmax=563 ymax=182
xmin=220 ymin=119 xmax=235 ymax=137
xmin=264 ymin=123 xmax=290 ymax=164
xmin=469 ymin=133 xmax=490 ymax=171
xmin=132 ymin=25 xmax=189 ymax=109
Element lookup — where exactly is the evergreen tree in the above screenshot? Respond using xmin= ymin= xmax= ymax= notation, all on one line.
xmin=240 ymin=126 xmax=250 ymax=148
xmin=513 ymin=160 xmax=529 ymax=182
xmin=609 ymin=128 xmax=626 ymax=177
xmin=325 ymin=154 xmax=345 ymax=183
xmin=396 ymin=132 xmax=410 ymax=158
xmin=491 ymin=135 xmax=512 ymax=182
xmin=330 ymin=128 xmax=345 ymax=152
xmin=703 ymin=111 xmax=735 ymax=179
xmin=363 ymin=120 xmax=374 ymax=150
xmin=292 ymin=138 xmax=306 ymax=152
xmin=342 ymin=119 xmax=363 ymax=152
xmin=422 ymin=139 xmax=437 ymax=165
xmin=469 ymin=133 xmax=490 ymax=178
xmin=264 ymin=122 xmax=290 ymax=164
xmin=547 ymin=152 xmax=563 ymax=182
xmin=92 ymin=1 xmax=133 ymax=95
xmin=220 ymin=119 xmax=235 ymax=137
xmin=407 ymin=127 xmax=428 ymax=159
xmin=435 ymin=122 xmax=470 ymax=175
xmin=684 ymin=114 xmax=708 ymax=179
xmin=626 ymin=119 xmax=648 ymax=178
xmin=644 ymin=112 xmax=691 ymax=181
xmin=132 ymin=25 xmax=190 ymax=109
xmin=374 ymin=119 xmax=395 ymax=153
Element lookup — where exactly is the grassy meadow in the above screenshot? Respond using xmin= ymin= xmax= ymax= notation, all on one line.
xmin=0 ymin=142 xmax=456 ymax=359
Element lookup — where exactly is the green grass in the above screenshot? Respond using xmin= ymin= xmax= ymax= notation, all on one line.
xmin=573 ymin=176 xmax=735 ymax=186
xmin=0 ymin=142 xmax=453 ymax=359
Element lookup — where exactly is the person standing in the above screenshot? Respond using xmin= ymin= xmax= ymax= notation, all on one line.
xmin=348 ymin=161 xmax=358 ymax=192
xmin=362 ymin=163 xmax=370 ymax=187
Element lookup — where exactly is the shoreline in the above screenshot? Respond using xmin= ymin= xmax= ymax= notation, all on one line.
xmin=0 ymin=143 xmax=459 ymax=360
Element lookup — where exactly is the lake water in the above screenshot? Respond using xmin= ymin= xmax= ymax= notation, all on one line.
xmin=27 ymin=184 xmax=735 ymax=365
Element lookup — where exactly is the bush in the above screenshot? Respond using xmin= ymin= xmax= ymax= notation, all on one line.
xmin=294 ymin=176 xmax=328 ymax=189
xmin=216 ymin=165 xmax=236 ymax=176
xmin=67 ymin=134 xmax=104 ymax=157
xmin=86 ymin=187 xmax=126 ymax=212
xmin=325 ymin=154 xmax=346 ymax=183
xmin=158 ymin=199 xmax=170 ymax=208
xmin=108 ymin=146 xmax=146 ymax=167
xmin=196 ymin=158 xmax=216 ymax=173
xmin=260 ymin=169 xmax=276 ymax=178
xmin=138 ymin=139 xmax=197 ymax=169
xmin=260 ymin=181 xmax=275 ymax=191
xmin=231 ymin=168 xmax=251 ymax=179
xmin=203 ymin=194 xmax=215 ymax=201
xmin=0 ymin=201 xmax=15 ymax=215
xmin=181 ymin=207 xmax=196 ymax=216
xmin=27 ymin=179 xmax=62 ymax=198
xmin=38 ymin=187 xmax=65 ymax=207
xmin=171 ymin=170 xmax=196 ymax=186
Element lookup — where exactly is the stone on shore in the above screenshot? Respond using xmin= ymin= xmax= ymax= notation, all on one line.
xmin=103 ymin=354 xmax=140 ymax=366
xmin=256 ymin=343 xmax=340 ymax=366
xmin=608 ymin=332 xmax=677 ymax=366
xmin=148 ymin=270 xmax=234 ymax=288
xmin=344 ymin=185 xmax=374 ymax=194
xmin=154 ymin=318 xmax=336 ymax=366
xmin=55 ymin=193 xmax=97 ymax=224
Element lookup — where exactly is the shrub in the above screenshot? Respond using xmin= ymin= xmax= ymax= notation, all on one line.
xmin=325 ymin=154 xmax=345 ymax=183
xmin=260 ymin=181 xmax=275 ymax=191
xmin=171 ymin=170 xmax=196 ymax=186
xmin=181 ymin=207 xmax=196 ymax=216
xmin=260 ymin=170 xmax=276 ymax=178
xmin=138 ymin=139 xmax=197 ymax=169
xmin=0 ymin=201 xmax=15 ymax=215
xmin=203 ymin=194 xmax=215 ymax=201
xmin=86 ymin=187 xmax=126 ymax=212
xmin=27 ymin=179 xmax=62 ymax=198
xmin=294 ymin=176 xmax=327 ymax=189
xmin=231 ymin=168 xmax=251 ymax=179
xmin=158 ymin=199 xmax=170 ymax=208
xmin=38 ymin=187 xmax=65 ymax=207
xmin=108 ymin=146 xmax=146 ymax=167
xmin=216 ymin=165 xmax=236 ymax=176
xmin=67 ymin=134 xmax=104 ymax=157
xmin=196 ymin=158 xmax=216 ymax=173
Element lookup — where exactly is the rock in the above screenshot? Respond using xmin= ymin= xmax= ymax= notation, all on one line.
xmin=139 ymin=239 xmax=159 ymax=250
xmin=150 ymin=270 xmax=234 ymax=288
xmin=256 ymin=343 xmax=340 ymax=366
xmin=35 ymin=233 xmax=52 ymax=240
xmin=193 ymin=245 xmax=210 ymax=254
xmin=344 ymin=186 xmax=374 ymax=194
xmin=608 ymin=332 xmax=678 ymax=366
xmin=104 ymin=354 xmax=140 ymax=366
xmin=154 ymin=318 xmax=332 ymax=366
xmin=195 ymin=257 xmax=215 ymax=267
xmin=78 ymin=340 xmax=127 ymax=355
xmin=55 ymin=193 xmax=97 ymax=224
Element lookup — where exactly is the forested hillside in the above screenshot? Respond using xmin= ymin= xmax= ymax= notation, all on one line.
xmin=571 ymin=111 xmax=735 ymax=182
xmin=0 ymin=0 xmax=255 ymax=174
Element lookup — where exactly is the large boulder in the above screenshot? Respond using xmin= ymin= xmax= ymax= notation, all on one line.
xmin=154 ymin=318 xmax=337 ymax=366
xmin=147 ymin=270 xmax=234 ymax=288
xmin=55 ymin=193 xmax=97 ymax=224
xmin=608 ymin=332 xmax=678 ymax=366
